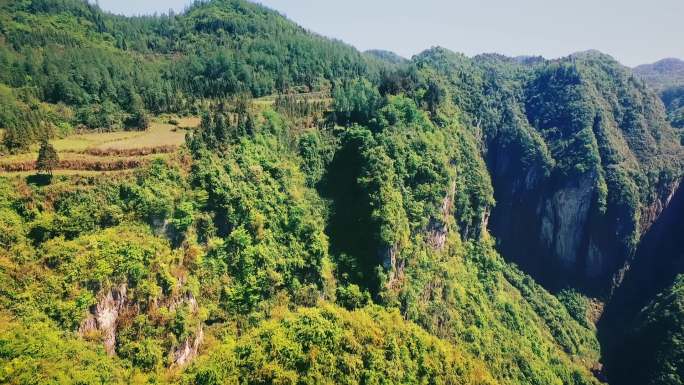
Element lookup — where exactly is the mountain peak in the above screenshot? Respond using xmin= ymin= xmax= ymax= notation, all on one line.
xmin=635 ymin=57 xmax=684 ymax=72
xmin=634 ymin=57 xmax=684 ymax=91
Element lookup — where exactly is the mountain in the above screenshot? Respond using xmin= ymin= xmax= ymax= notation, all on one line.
xmin=660 ymin=86 xmax=684 ymax=129
xmin=0 ymin=0 xmax=372 ymax=151
xmin=634 ymin=58 xmax=684 ymax=91
xmin=0 ymin=1 xmax=683 ymax=385
xmin=405 ymin=48 xmax=682 ymax=293
xmin=635 ymin=58 xmax=684 ymax=130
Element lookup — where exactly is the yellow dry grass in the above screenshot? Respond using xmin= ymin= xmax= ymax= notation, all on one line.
xmin=252 ymin=92 xmax=332 ymax=108
xmin=93 ymin=123 xmax=187 ymax=150
xmin=59 ymin=121 xmax=194 ymax=152
xmin=1 ymin=117 xmax=200 ymax=158
xmin=175 ymin=116 xmax=201 ymax=129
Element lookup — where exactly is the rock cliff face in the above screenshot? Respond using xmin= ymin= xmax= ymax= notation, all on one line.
xmin=639 ymin=179 xmax=681 ymax=233
xmin=475 ymin=52 xmax=684 ymax=293
xmin=381 ymin=244 xmax=403 ymax=289
xmin=172 ymin=327 xmax=204 ymax=367
xmin=489 ymin=159 xmax=681 ymax=293
xmin=411 ymin=48 xmax=683 ymax=293
xmin=79 ymin=283 xmax=128 ymax=355
xmin=426 ymin=180 xmax=456 ymax=251
xmin=487 ymin=151 xmax=607 ymax=291
xmin=539 ymin=172 xmax=597 ymax=270
xmin=79 ymin=283 xmax=203 ymax=366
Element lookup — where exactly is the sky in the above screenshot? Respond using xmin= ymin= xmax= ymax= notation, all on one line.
xmin=96 ymin=0 xmax=684 ymax=67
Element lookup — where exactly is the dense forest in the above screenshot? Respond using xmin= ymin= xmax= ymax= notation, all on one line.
xmin=635 ymin=58 xmax=684 ymax=132
xmin=0 ymin=1 xmax=683 ymax=384
xmin=0 ymin=0 xmax=379 ymax=151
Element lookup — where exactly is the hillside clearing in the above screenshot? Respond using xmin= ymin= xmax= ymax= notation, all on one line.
xmin=0 ymin=117 xmax=199 ymax=174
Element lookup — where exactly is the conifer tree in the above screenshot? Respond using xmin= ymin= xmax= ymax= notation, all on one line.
xmin=37 ymin=140 xmax=59 ymax=176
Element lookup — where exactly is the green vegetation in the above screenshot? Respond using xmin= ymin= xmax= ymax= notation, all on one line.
xmin=182 ymin=304 xmax=499 ymax=385
xmin=661 ymin=86 xmax=684 ymax=130
xmin=394 ymin=48 xmax=682 ymax=292
xmin=634 ymin=59 xmax=684 ymax=137
xmin=0 ymin=99 xmax=602 ymax=384
xmin=0 ymin=0 xmax=373 ymax=152
xmin=36 ymin=140 xmax=59 ymax=175
xmin=0 ymin=315 xmax=127 ymax=384
xmin=364 ymin=49 xmax=409 ymax=65
xmin=634 ymin=58 xmax=684 ymax=92
xmin=0 ymin=1 xmax=682 ymax=385
xmin=611 ymin=275 xmax=684 ymax=385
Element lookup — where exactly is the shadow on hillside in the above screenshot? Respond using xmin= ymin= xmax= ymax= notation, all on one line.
xmin=318 ymin=137 xmax=381 ymax=296
xmin=26 ymin=174 xmax=53 ymax=186
xmin=597 ymin=183 xmax=684 ymax=385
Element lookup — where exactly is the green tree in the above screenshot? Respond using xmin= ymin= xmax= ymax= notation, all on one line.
xmin=36 ymin=140 xmax=59 ymax=176
xmin=125 ymin=108 xmax=151 ymax=131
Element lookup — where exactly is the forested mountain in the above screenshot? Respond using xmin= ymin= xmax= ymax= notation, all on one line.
xmin=0 ymin=1 xmax=683 ymax=385
xmin=382 ymin=47 xmax=682 ymax=293
xmin=635 ymin=58 xmax=684 ymax=92
xmin=0 ymin=0 xmax=373 ymax=151
xmin=635 ymin=58 xmax=684 ymax=130
xmin=661 ymin=86 xmax=684 ymax=129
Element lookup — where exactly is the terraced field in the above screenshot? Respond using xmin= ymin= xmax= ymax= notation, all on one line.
xmin=0 ymin=117 xmax=199 ymax=176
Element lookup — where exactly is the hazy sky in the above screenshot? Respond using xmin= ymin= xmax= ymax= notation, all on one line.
xmin=97 ymin=0 xmax=684 ymax=67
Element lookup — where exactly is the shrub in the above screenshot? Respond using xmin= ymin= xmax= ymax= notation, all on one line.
xmin=335 ymin=284 xmax=370 ymax=310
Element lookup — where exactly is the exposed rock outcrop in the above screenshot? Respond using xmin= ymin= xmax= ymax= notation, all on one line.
xmin=599 ymin=182 xmax=684 ymax=385
xmin=167 ymin=291 xmax=199 ymax=313
xmin=172 ymin=327 xmax=204 ymax=367
xmin=426 ymin=181 xmax=456 ymax=250
xmin=539 ymin=172 xmax=596 ymax=269
xmin=639 ymin=179 xmax=681 ymax=234
xmin=381 ymin=244 xmax=403 ymax=289
xmin=79 ymin=283 xmax=128 ymax=355
xmin=79 ymin=282 xmax=204 ymax=368
xmin=489 ymin=135 xmax=682 ymax=293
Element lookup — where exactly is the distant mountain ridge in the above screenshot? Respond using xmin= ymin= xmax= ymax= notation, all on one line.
xmin=635 ymin=58 xmax=684 ymax=130
xmin=634 ymin=58 xmax=684 ymax=91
